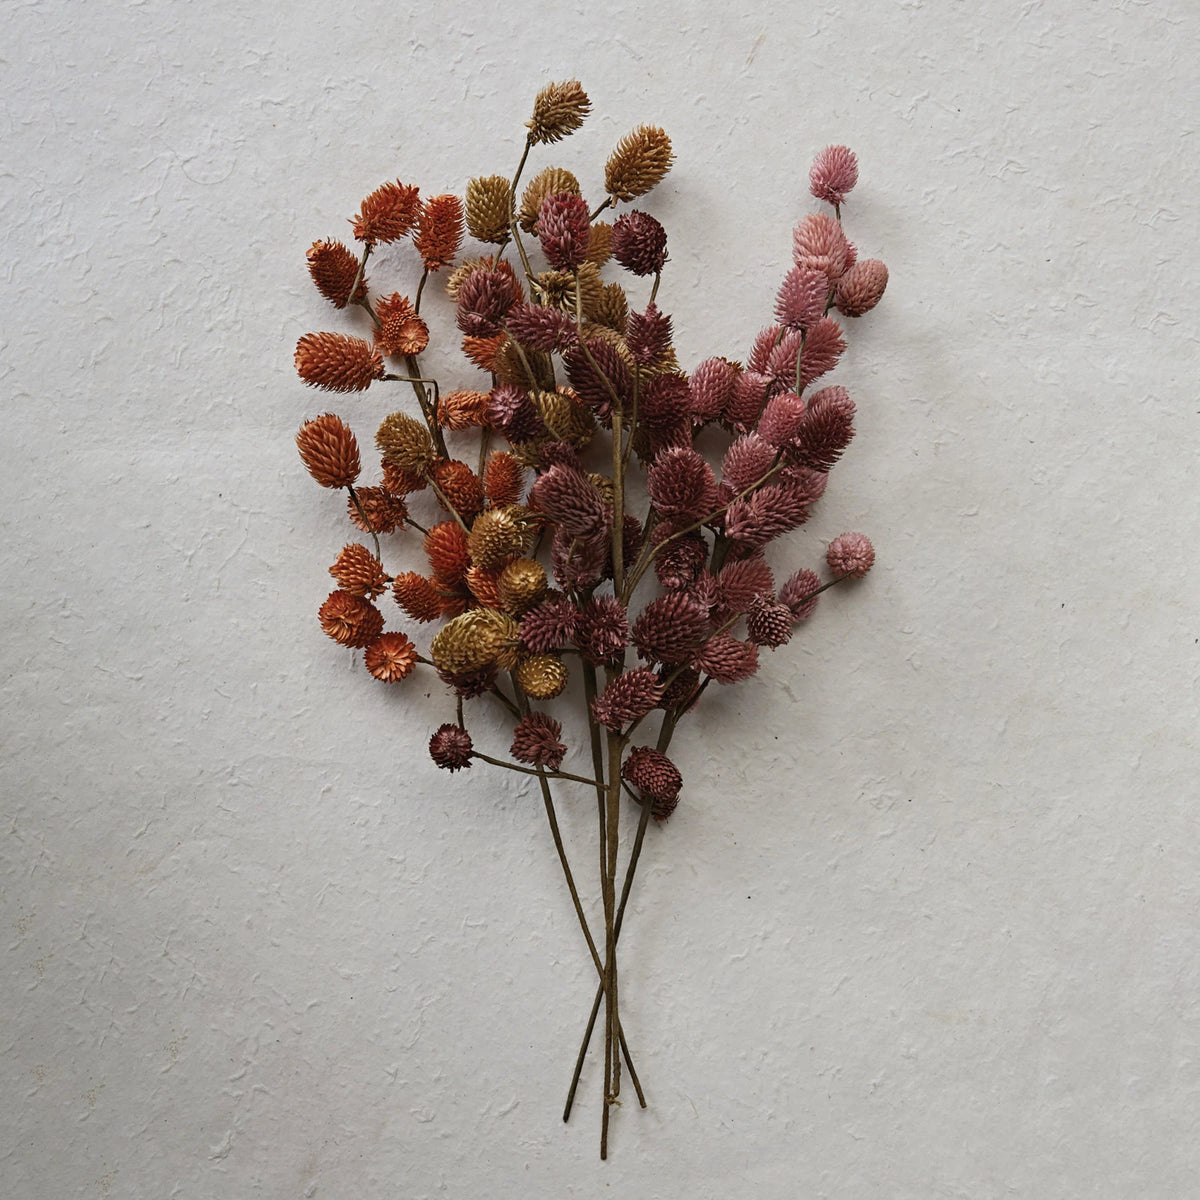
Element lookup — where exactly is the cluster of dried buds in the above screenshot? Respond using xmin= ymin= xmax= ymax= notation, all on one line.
xmin=293 ymin=81 xmax=885 ymax=1158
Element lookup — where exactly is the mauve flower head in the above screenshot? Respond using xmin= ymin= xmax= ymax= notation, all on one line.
xmin=787 ymin=385 xmax=855 ymax=471
xmin=551 ymin=524 xmax=610 ymax=590
xmin=534 ymin=439 xmax=583 ymax=472
xmin=657 ymin=665 xmax=701 ymax=712
xmin=574 ymin=595 xmax=630 ymax=664
xmin=510 ymin=712 xmax=566 ymax=771
xmin=780 ymin=568 xmax=821 ymax=621
xmin=654 ymin=531 xmax=708 ymax=591
xmin=748 ymin=326 xmax=783 ymax=375
xmin=529 ymin=464 xmax=608 ymax=538
xmin=436 ymin=664 xmax=498 ymax=699
xmin=647 ymin=446 xmax=719 ymax=520
xmin=758 ymin=392 xmax=807 ymax=448
xmin=537 ymin=192 xmax=591 ymax=271
xmin=626 ymin=302 xmax=673 ymax=366
xmin=714 ymin=557 xmax=775 ymax=616
xmin=429 ymin=723 xmax=473 ymax=771
xmin=505 ymin=301 xmax=578 ymax=352
xmin=611 ymin=210 xmax=668 ymax=276
xmin=725 ymin=370 xmax=775 ymax=432
xmin=826 ymin=532 xmax=875 ymax=578
xmin=694 ymin=633 xmax=759 ymax=684
xmin=775 ymin=264 xmax=829 ymax=330
xmin=809 ymin=145 xmax=859 ymax=206
xmin=638 ymin=373 xmax=691 ymax=432
xmin=793 ymin=212 xmax=851 ymax=281
xmin=564 ymin=338 xmax=631 ymax=422
xmin=488 ymin=384 xmax=546 ymax=443
xmin=721 ymin=433 xmax=777 ymax=494
xmin=633 ymin=592 xmax=709 ymax=665
xmin=747 ymin=594 xmax=794 ymax=649
xmin=777 ymin=462 xmax=829 ymax=503
xmin=835 ymin=259 xmax=888 ymax=317
xmin=519 ymin=592 xmax=580 ymax=654
xmin=797 ymin=317 xmax=846 ymax=389
xmin=767 ymin=329 xmax=805 ymax=389
xmin=456 ymin=267 xmax=521 ymax=336
xmin=723 ymin=482 xmax=810 ymax=550
xmin=688 ymin=357 xmax=740 ymax=423
xmin=591 ymin=668 xmax=663 ymax=731
xmin=621 ymin=746 xmax=682 ymax=817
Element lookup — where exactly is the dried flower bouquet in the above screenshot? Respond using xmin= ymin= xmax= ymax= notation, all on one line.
xmin=293 ymin=82 xmax=886 ymax=1157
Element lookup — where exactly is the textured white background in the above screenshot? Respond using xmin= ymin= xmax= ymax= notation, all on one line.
xmin=3 ymin=0 xmax=1198 ymax=1196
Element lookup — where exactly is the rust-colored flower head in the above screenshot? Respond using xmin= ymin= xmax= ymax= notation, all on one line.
xmin=392 ymin=572 xmax=444 ymax=623
xmin=826 ymin=532 xmax=875 ymax=578
xmin=519 ymin=167 xmax=582 ymax=233
xmin=374 ymin=293 xmax=430 ymax=357
xmin=352 ymin=180 xmax=420 ymax=246
xmin=364 ymin=632 xmax=418 ymax=682
xmin=809 ymin=144 xmax=859 ymax=206
xmin=780 ymin=568 xmax=821 ymax=620
xmin=329 ymin=543 xmax=388 ymax=599
xmin=591 ymin=668 xmax=663 ymax=731
xmin=611 ymin=211 xmax=668 ymax=276
xmin=429 ymin=723 xmax=473 ymax=772
xmin=527 ymin=80 xmax=591 ymax=144
xmin=510 ymin=711 xmax=566 ymax=771
xmin=497 ymin=557 xmax=549 ymax=615
xmin=465 ymin=565 xmax=503 ymax=609
xmin=515 ymin=653 xmax=569 ymax=700
xmin=438 ymin=388 xmax=491 ymax=431
xmin=431 ymin=459 xmax=485 ymax=522
xmin=414 ymin=193 xmax=464 ymax=272
xmin=461 ymin=333 xmax=507 ymax=373
xmin=621 ymin=746 xmax=682 ymax=818
xmin=297 ymin=413 xmax=360 ymax=489
xmin=295 ymin=332 xmax=384 ymax=392
xmin=467 ymin=505 xmax=535 ymax=569
xmin=483 ymin=451 xmax=526 ymax=508
xmin=538 ymin=192 xmax=592 ymax=272
xmin=375 ymin=412 xmax=434 ymax=475
xmin=431 ymin=608 xmax=520 ymax=674
xmin=605 ymin=125 xmax=674 ymax=202
xmin=747 ymin=594 xmax=794 ymax=649
xmin=465 ymin=175 xmax=513 ymax=244
xmin=348 ymin=486 xmax=407 ymax=534
xmin=381 ymin=460 xmax=427 ymax=497
xmin=834 ymin=259 xmax=889 ymax=317
xmin=306 ymin=239 xmax=367 ymax=308
xmin=318 ymin=590 xmax=385 ymax=648
xmin=424 ymin=521 xmax=471 ymax=586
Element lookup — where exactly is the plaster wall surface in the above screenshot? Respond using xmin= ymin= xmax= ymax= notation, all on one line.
xmin=2 ymin=1 xmax=1198 ymax=1197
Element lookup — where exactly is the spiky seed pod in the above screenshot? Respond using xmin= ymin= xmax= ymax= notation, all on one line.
xmin=465 ymin=175 xmax=513 ymax=244
xmin=329 ymin=543 xmax=388 ymax=599
xmin=424 ymin=521 xmax=471 ymax=586
xmin=446 ymin=254 xmax=520 ymax=302
xmin=306 ymin=239 xmax=367 ymax=308
xmin=538 ymin=192 xmax=592 ymax=272
xmin=318 ymin=590 xmax=385 ymax=648
xmin=694 ymin=632 xmax=760 ymax=684
xmin=534 ymin=389 xmax=595 ymax=447
xmin=430 ymin=608 xmax=520 ymax=675
xmin=587 ymin=222 xmax=613 ymax=268
xmin=297 ymin=413 xmax=360 ymax=488
xmin=809 ymin=144 xmax=859 ymax=206
xmin=688 ymin=356 xmax=740 ymax=423
xmin=658 ymin=665 xmax=701 ymax=711
xmin=797 ymin=317 xmax=846 ymax=389
xmin=747 ymin=594 xmax=794 ymax=649
xmin=834 ymin=259 xmax=889 ymax=317
xmin=646 ymin=446 xmax=719 ymax=519
xmin=515 ymin=654 xmax=569 ymax=700
xmin=775 ymin=264 xmax=830 ymax=331
xmin=780 ymin=568 xmax=821 ymax=621
xmin=429 ymin=723 xmax=473 ymax=771
xmin=721 ymin=433 xmax=776 ymax=494
xmin=654 ymin=532 xmax=707 ymax=592
xmin=414 ymin=193 xmax=464 ymax=272
xmin=490 ymin=337 xmax=539 ymax=389
xmin=594 ymin=282 xmax=629 ymax=333
xmin=436 ymin=663 xmax=497 ymax=699
xmin=510 ymin=712 xmax=566 ymax=771
xmin=633 ymin=593 xmax=709 ymax=665
xmin=519 ymin=167 xmax=582 ymax=232
xmin=759 ymin=392 xmax=807 ymax=448
xmin=438 ymin=389 xmax=491 ymax=431
xmin=564 ymin=337 xmax=631 ymax=422
xmin=376 ymin=412 xmax=434 ymax=475
xmin=605 ymin=125 xmax=674 ymax=201
xmin=352 ymin=180 xmax=420 ymax=246
xmin=465 ymin=565 xmax=503 ymax=609
xmin=393 ymin=572 xmax=444 ymax=622
xmin=519 ymin=593 xmax=579 ymax=654
xmin=789 ymin=385 xmax=856 ymax=471
xmin=373 ymin=292 xmax=430 ymax=357
xmin=461 ymin=333 xmax=507 ymax=372
xmin=497 ymin=558 xmax=548 ymax=615
xmin=347 ymin=486 xmax=407 ymax=534
xmin=725 ymin=370 xmax=774 ymax=432
xmin=431 ymin=459 xmax=485 ymax=521
xmin=574 ymin=595 xmax=630 ymax=665
xmin=611 ymin=211 xmax=668 ymax=276
xmin=826 ymin=532 xmax=875 ymax=578
xmin=591 ymin=668 xmax=663 ymax=731
xmin=714 ymin=558 xmax=775 ymax=616
xmin=467 ymin=505 xmax=534 ymax=569
xmin=793 ymin=212 xmax=851 ymax=281
xmin=364 ymin=632 xmax=418 ymax=682
xmin=483 ymin=452 xmax=526 ymax=507
xmin=381 ymin=460 xmax=427 ymax=497
xmin=295 ymin=332 xmax=384 ymax=392
xmin=621 ymin=746 xmax=682 ymax=816
xmin=527 ymin=80 xmax=591 ymax=144
xmin=505 ymin=303 xmax=577 ymax=354
xmin=626 ymin=302 xmax=673 ymax=367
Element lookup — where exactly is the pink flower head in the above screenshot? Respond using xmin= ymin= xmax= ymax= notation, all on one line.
xmin=688 ymin=357 xmax=740 ymax=423
xmin=654 ymin=531 xmax=708 ymax=591
xmin=574 ymin=595 xmax=630 ymax=664
xmin=780 ymin=568 xmax=821 ymax=621
xmin=621 ymin=746 xmax=682 ymax=819
xmin=455 ymin=267 xmax=521 ymax=336
xmin=747 ymin=594 xmax=793 ymax=649
xmin=429 ymin=723 xmax=472 ymax=771
xmin=748 ymin=326 xmax=783 ymax=375
xmin=758 ymin=392 xmax=806 ymax=448
xmin=505 ymin=302 xmax=578 ymax=352
xmin=766 ymin=329 xmax=805 ymax=389
xmin=510 ymin=712 xmax=566 ymax=771
xmin=714 ymin=557 xmax=775 ymax=616
xmin=638 ymin=372 xmax=691 ymax=432
xmin=626 ymin=302 xmax=673 ymax=366
xmin=537 ymin=192 xmax=591 ymax=271
xmin=611 ymin=210 xmax=668 ymax=276
xmin=797 ymin=317 xmax=846 ymax=390
xmin=694 ymin=633 xmax=759 ymax=684
xmin=647 ymin=446 xmax=719 ymax=520
xmin=551 ymin=524 xmax=610 ymax=590
xmin=788 ymin=385 xmax=855 ymax=471
xmin=792 ymin=212 xmax=851 ymax=281
xmin=809 ymin=145 xmax=859 ymax=206
xmin=775 ymin=264 xmax=829 ymax=330
xmin=723 ymin=481 xmax=810 ymax=550
xmin=725 ymin=370 xmax=775 ymax=432
xmin=591 ymin=668 xmax=664 ymax=731
xmin=721 ymin=433 xmax=777 ymax=494
xmin=487 ymin=384 xmax=546 ymax=443
xmin=632 ymin=592 xmax=709 ymax=664
xmin=564 ymin=338 xmax=631 ymax=422
xmin=519 ymin=593 xmax=580 ymax=653
xmin=826 ymin=532 xmax=875 ymax=578
xmin=834 ymin=259 xmax=889 ymax=317
xmin=530 ymin=464 xmax=607 ymax=538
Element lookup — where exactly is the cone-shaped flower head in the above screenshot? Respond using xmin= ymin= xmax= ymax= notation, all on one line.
xmin=780 ymin=568 xmax=821 ymax=621
xmin=329 ymin=543 xmax=388 ymax=599
xmin=527 ymin=80 xmax=591 ymax=144
xmin=318 ymin=590 xmax=384 ymax=648
xmin=747 ymin=594 xmax=794 ymax=649
xmin=826 ymin=532 xmax=875 ymax=578
xmin=834 ymin=259 xmax=889 ymax=317
xmin=465 ymin=175 xmax=512 ymax=244
xmin=774 ymin=264 xmax=829 ymax=330
xmin=306 ymin=239 xmax=367 ymax=308
xmin=510 ymin=711 xmax=567 ymax=771
xmin=574 ymin=595 xmax=630 ymax=664
xmin=621 ymin=746 xmax=682 ymax=817
xmin=809 ymin=145 xmax=859 ymax=206
xmin=414 ymin=193 xmax=464 ymax=272
xmin=591 ymin=668 xmax=664 ymax=731
xmin=633 ymin=593 xmax=709 ymax=665
xmin=295 ymin=333 xmax=384 ymax=392
xmin=605 ymin=126 xmax=674 ymax=201
xmin=352 ymin=180 xmax=420 ymax=245
xmin=537 ymin=192 xmax=591 ymax=272
xmin=297 ymin=413 xmax=360 ymax=489
xmin=514 ymin=653 xmax=569 ymax=700
xmin=375 ymin=293 xmax=430 ymax=357
xmin=611 ymin=211 xmax=668 ymax=276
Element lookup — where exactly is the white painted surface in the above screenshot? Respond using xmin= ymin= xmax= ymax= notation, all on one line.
xmin=3 ymin=1 xmax=1198 ymax=1196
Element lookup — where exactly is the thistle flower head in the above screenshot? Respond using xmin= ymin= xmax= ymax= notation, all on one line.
xmin=834 ymin=259 xmax=889 ymax=317
xmin=487 ymin=384 xmax=545 ymax=444
xmin=551 ymin=524 xmax=610 ymax=590
xmin=352 ymin=180 xmax=420 ymax=245
xmin=826 ymin=532 xmax=875 ymax=578
xmin=429 ymin=723 xmax=473 ymax=771
xmin=625 ymin=302 xmax=673 ymax=367
xmin=592 ymin=669 xmax=664 ymax=731
xmin=414 ymin=193 xmax=464 ymax=272
xmin=375 ymin=292 xmax=430 ymax=357
xmin=527 ymin=80 xmax=591 ymax=144
xmin=564 ymin=338 xmax=631 ymax=422
xmin=437 ymin=389 xmax=491 ymax=431
xmin=621 ymin=746 xmax=682 ymax=817
xmin=611 ymin=211 xmax=668 ymax=276
xmin=788 ymin=385 xmax=855 ymax=471
xmin=721 ymin=432 xmax=776 ymax=494
xmin=780 ymin=568 xmax=821 ymax=620
xmin=295 ymin=332 xmax=384 ymax=392
xmin=724 ymin=370 xmax=775 ymax=432
xmin=456 ymin=266 xmax=522 ymax=336
xmin=605 ymin=126 xmax=674 ymax=202
xmin=758 ymin=392 xmax=807 ymax=448
xmin=714 ymin=557 xmax=775 ymax=616
xmin=797 ymin=317 xmax=846 ymax=390
xmin=318 ymin=590 xmax=384 ymax=648
xmin=519 ymin=167 xmax=582 ymax=233
xmin=530 ymin=464 xmax=608 ymax=538
xmin=574 ymin=595 xmax=630 ymax=665
xmin=505 ymin=302 xmax=577 ymax=353
xmin=364 ymin=632 xmax=418 ymax=682
xmin=646 ymin=446 xmax=718 ymax=520
xmin=510 ymin=711 xmax=567 ymax=771
xmin=809 ymin=145 xmax=859 ymax=206
xmin=297 ymin=413 xmax=360 ymax=489
xmin=306 ymin=239 xmax=367 ymax=308
xmin=537 ymin=192 xmax=591 ymax=272
xmin=519 ymin=592 xmax=580 ymax=654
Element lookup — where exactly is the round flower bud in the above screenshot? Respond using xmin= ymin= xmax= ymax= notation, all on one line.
xmin=514 ymin=654 xmax=568 ymax=700
xmin=429 ymin=724 xmax=473 ymax=771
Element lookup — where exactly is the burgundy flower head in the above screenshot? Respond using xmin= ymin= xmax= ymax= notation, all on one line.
xmin=510 ymin=712 xmax=567 ymax=771
xmin=626 ymin=302 xmax=673 ymax=366
xmin=574 ymin=595 xmax=630 ymax=664
xmin=519 ymin=593 xmax=580 ymax=654
xmin=537 ymin=192 xmax=591 ymax=271
xmin=780 ymin=568 xmax=821 ymax=621
xmin=611 ymin=210 xmax=668 ymax=276
xmin=747 ymin=594 xmax=794 ymax=649
xmin=621 ymin=746 xmax=682 ymax=817
xmin=827 ymin=532 xmax=875 ymax=578
xmin=632 ymin=592 xmax=709 ymax=664
xmin=430 ymin=723 xmax=473 ymax=771
xmin=591 ymin=669 xmax=664 ymax=731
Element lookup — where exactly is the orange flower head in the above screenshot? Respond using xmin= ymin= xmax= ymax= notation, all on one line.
xmin=364 ymin=632 xmax=418 ymax=682
xmin=392 ymin=572 xmax=445 ymax=622
xmin=352 ymin=180 xmax=420 ymax=245
xmin=296 ymin=332 xmax=384 ymax=392
xmin=431 ymin=459 xmax=484 ymax=521
xmin=437 ymin=389 xmax=491 ymax=431
xmin=461 ymin=333 xmax=506 ymax=373
xmin=465 ymin=565 xmax=503 ymax=609
xmin=424 ymin=520 xmax=471 ymax=585
xmin=374 ymin=292 xmax=430 ymax=357
xmin=306 ymin=239 xmax=366 ymax=308
xmin=347 ymin=486 xmax=407 ymax=535
xmin=318 ymin=590 xmax=385 ymax=648
xmin=381 ymin=460 xmax=428 ymax=497
xmin=297 ymin=413 xmax=360 ymax=489
xmin=329 ymin=543 xmax=388 ymax=598
xmin=415 ymin=193 xmax=464 ymax=271
xmin=483 ymin=451 xmax=526 ymax=507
